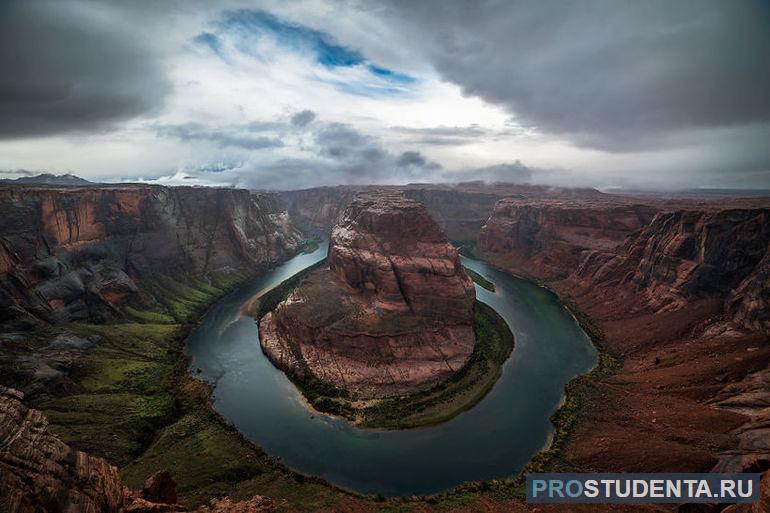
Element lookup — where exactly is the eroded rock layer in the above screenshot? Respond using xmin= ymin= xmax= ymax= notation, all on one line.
xmin=279 ymin=182 xmax=608 ymax=241
xmin=0 ymin=185 xmax=300 ymax=328
xmin=476 ymin=195 xmax=770 ymax=477
xmin=260 ymin=192 xmax=476 ymax=398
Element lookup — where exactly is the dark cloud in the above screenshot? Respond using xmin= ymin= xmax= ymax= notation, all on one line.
xmin=290 ymin=110 xmax=317 ymax=127
xmin=314 ymin=123 xmax=442 ymax=177
xmin=173 ymin=122 xmax=448 ymax=190
xmin=396 ymin=151 xmax=426 ymax=167
xmin=378 ymin=1 xmax=770 ymax=152
xmin=155 ymin=123 xmax=284 ymax=150
xmin=0 ymin=169 xmax=35 ymax=177
xmin=396 ymin=151 xmax=441 ymax=170
xmin=314 ymin=123 xmax=375 ymax=159
xmin=0 ymin=1 xmax=170 ymax=139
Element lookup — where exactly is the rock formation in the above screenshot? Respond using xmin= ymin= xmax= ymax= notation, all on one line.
xmin=0 ymin=386 xmax=275 ymax=513
xmin=0 ymin=386 xmax=126 ymax=513
xmin=477 ymin=195 xmax=770 ymax=478
xmin=477 ymin=198 xmax=658 ymax=280
xmin=0 ymin=185 xmax=300 ymax=328
xmin=260 ymin=192 xmax=476 ymax=397
xmin=576 ymin=208 xmax=770 ymax=325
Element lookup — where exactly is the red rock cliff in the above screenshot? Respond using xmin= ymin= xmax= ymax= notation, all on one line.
xmin=260 ymin=192 xmax=476 ymax=398
xmin=478 ymin=198 xmax=658 ymax=280
xmin=0 ymin=185 xmax=300 ymax=327
xmin=280 ymin=182 xmax=608 ymax=242
xmin=476 ymin=196 xmax=770 ymax=476
xmin=576 ymin=208 xmax=770 ymax=325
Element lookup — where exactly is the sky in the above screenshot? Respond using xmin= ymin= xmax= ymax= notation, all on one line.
xmin=1 ymin=0 xmax=769 ymax=191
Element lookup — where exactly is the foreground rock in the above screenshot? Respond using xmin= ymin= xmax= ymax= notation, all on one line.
xmin=260 ymin=192 xmax=476 ymax=398
xmin=0 ymin=386 xmax=274 ymax=513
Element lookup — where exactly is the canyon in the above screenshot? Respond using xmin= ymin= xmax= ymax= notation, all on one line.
xmin=1 ymin=181 xmax=769 ymax=512
xmin=259 ymin=192 xmax=478 ymax=399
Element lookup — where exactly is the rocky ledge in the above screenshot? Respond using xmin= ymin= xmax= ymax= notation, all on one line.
xmin=259 ymin=192 xmax=476 ymax=398
xmin=0 ymin=386 xmax=274 ymax=513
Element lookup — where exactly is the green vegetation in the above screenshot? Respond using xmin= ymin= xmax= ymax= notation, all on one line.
xmin=296 ymin=237 xmax=321 ymax=254
xmin=465 ymin=267 xmax=496 ymax=292
xmin=278 ymin=301 xmax=515 ymax=430
xmin=0 ymin=269 xmax=359 ymax=510
xmin=520 ymin=299 xmax=620 ymax=474
xmin=356 ymin=301 xmax=514 ymax=429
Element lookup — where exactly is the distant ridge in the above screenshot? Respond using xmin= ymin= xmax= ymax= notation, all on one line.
xmin=0 ymin=173 xmax=92 ymax=186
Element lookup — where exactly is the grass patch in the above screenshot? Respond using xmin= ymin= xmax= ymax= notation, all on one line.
xmin=465 ymin=267 xmax=495 ymax=292
xmin=420 ymin=296 xmax=623 ymax=504
xmin=123 ymin=305 xmax=176 ymax=324
xmin=354 ymin=301 xmax=513 ymax=429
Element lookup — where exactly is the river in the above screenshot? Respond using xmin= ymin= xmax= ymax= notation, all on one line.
xmin=186 ymin=242 xmax=596 ymax=496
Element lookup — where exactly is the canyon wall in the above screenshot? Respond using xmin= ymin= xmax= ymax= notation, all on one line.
xmin=477 ymin=196 xmax=770 ymax=475
xmin=280 ymin=182 xmax=607 ymax=242
xmin=574 ymin=208 xmax=770 ymax=326
xmin=0 ymin=185 xmax=300 ymax=328
xmin=327 ymin=192 xmax=476 ymax=321
xmin=477 ymin=198 xmax=659 ymax=280
xmin=260 ymin=192 xmax=477 ymax=398
xmin=278 ymin=186 xmax=358 ymax=233
xmin=478 ymin=199 xmax=770 ymax=331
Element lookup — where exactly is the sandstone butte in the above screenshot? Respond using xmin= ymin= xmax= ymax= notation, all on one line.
xmin=259 ymin=191 xmax=477 ymax=398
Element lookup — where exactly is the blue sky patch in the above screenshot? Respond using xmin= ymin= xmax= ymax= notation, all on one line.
xmin=195 ymin=9 xmax=417 ymax=95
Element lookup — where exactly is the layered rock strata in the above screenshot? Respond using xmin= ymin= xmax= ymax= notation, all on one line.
xmin=0 ymin=185 xmax=300 ymax=328
xmin=260 ymin=192 xmax=476 ymax=398
xmin=477 ymin=197 xmax=770 ymax=477
xmin=279 ymin=182 xmax=609 ymax=241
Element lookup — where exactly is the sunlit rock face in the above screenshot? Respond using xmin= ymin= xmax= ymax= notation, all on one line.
xmin=260 ymin=192 xmax=476 ymax=398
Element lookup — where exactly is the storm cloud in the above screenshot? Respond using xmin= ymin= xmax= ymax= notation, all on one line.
xmin=377 ymin=0 xmax=770 ymax=151
xmin=0 ymin=1 xmax=170 ymax=138
xmin=1 ymin=1 xmax=768 ymax=190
